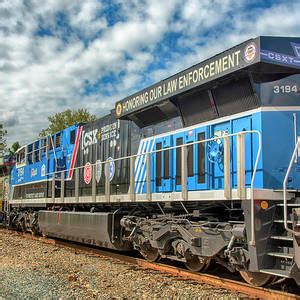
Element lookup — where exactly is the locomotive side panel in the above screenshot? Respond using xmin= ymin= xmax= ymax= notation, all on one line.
xmin=257 ymin=73 xmax=300 ymax=189
xmin=134 ymin=111 xmax=263 ymax=195
xmin=74 ymin=115 xmax=140 ymax=196
xmin=261 ymin=110 xmax=300 ymax=189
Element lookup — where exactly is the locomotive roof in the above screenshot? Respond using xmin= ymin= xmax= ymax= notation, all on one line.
xmin=115 ymin=36 xmax=300 ymax=126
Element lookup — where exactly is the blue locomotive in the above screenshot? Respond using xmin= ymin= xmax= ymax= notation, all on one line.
xmin=7 ymin=36 xmax=300 ymax=287
xmin=11 ymin=124 xmax=82 ymax=199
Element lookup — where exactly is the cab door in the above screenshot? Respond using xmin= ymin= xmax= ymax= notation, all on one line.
xmin=173 ymin=129 xmax=196 ymax=191
xmin=195 ymin=127 xmax=208 ymax=190
xmin=154 ymin=138 xmax=163 ymax=192
xmin=173 ymin=132 xmax=184 ymax=191
xmin=161 ymin=136 xmax=173 ymax=192
xmin=211 ymin=122 xmax=231 ymax=190
xmin=154 ymin=136 xmax=173 ymax=192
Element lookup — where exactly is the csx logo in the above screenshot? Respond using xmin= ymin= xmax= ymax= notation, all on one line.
xmin=82 ymin=129 xmax=98 ymax=155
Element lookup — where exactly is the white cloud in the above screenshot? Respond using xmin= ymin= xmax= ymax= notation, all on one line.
xmin=148 ymin=0 xmax=300 ymax=83
xmin=0 ymin=0 xmax=299 ymax=148
xmin=68 ymin=1 xmax=107 ymax=38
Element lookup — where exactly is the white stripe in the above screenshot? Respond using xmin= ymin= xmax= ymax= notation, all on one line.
xmin=140 ymin=139 xmax=155 ymax=193
xmin=136 ymin=140 xmax=150 ymax=193
xmin=260 ymin=106 xmax=300 ymax=112
xmin=134 ymin=140 xmax=148 ymax=182
xmin=134 ymin=139 xmax=145 ymax=181
xmin=136 ymin=140 xmax=151 ymax=194
xmin=135 ymin=140 xmax=150 ymax=193
xmin=138 ymin=139 xmax=155 ymax=193
xmin=134 ymin=140 xmax=148 ymax=193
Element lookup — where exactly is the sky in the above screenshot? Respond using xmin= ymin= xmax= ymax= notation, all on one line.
xmin=0 ymin=0 xmax=300 ymax=147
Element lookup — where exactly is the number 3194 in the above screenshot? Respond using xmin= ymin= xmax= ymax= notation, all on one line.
xmin=273 ymin=85 xmax=298 ymax=93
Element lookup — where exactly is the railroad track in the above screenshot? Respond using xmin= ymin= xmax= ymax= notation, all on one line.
xmin=1 ymin=228 xmax=299 ymax=300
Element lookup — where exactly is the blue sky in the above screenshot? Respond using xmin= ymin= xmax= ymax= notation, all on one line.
xmin=0 ymin=0 xmax=299 ymax=146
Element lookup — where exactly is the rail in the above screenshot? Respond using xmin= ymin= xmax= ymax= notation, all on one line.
xmin=283 ymin=139 xmax=300 ymax=236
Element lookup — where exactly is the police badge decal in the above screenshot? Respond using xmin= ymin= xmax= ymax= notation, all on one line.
xmin=244 ymin=42 xmax=257 ymax=63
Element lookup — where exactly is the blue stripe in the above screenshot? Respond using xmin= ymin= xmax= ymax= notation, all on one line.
xmin=134 ymin=140 xmax=148 ymax=193
xmin=136 ymin=139 xmax=150 ymax=193
xmin=138 ymin=139 xmax=154 ymax=193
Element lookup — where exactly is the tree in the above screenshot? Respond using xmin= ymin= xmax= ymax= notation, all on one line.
xmin=39 ymin=108 xmax=97 ymax=136
xmin=9 ymin=141 xmax=20 ymax=156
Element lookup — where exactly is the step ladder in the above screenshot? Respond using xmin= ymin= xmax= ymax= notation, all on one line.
xmin=260 ymin=202 xmax=300 ymax=278
xmin=260 ymin=140 xmax=300 ymax=280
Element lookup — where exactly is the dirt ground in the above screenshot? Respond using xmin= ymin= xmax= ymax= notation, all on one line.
xmin=0 ymin=229 xmax=245 ymax=299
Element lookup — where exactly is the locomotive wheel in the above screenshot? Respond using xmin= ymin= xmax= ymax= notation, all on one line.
xmin=185 ymin=255 xmax=207 ymax=272
xmin=239 ymin=270 xmax=274 ymax=286
xmin=202 ymin=258 xmax=211 ymax=272
xmin=140 ymin=244 xmax=160 ymax=262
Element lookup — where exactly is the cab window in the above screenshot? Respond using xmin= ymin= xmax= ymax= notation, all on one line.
xmin=49 ymin=136 xmax=54 ymax=150
xmin=17 ymin=147 xmax=26 ymax=165
xmin=35 ymin=141 xmax=40 ymax=162
xmin=70 ymin=130 xmax=76 ymax=144
xmin=56 ymin=133 xmax=61 ymax=148
xmin=27 ymin=144 xmax=33 ymax=164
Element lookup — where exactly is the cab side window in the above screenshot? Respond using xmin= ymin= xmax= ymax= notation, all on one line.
xmin=17 ymin=148 xmax=26 ymax=165
xmin=197 ymin=133 xmax=205 ymax=184
xmin=28 ymin=144 xmax=33 ymax=164
xmin=49 ymin=136 xmax=54 ymax=150
xmin=70 ymin=130 xmax=76 ymax=144
xmin=42 ymin=138 xmax=46 ymax=154
xmin=35 ymin=141 xmax=40 ymax=162
xmin=56 ymin=133 xmax=61 ymax=148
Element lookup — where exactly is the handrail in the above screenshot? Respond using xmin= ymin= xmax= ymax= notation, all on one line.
xmin=42 ymin=130 xmax=262 ymax=177
xmin=249 ymin=130 xmax=262 ymax=246
xmin=48 ymin=134 xmax=58 ymax=171
xmin=283 ymin=140 xmax=300 ymax=236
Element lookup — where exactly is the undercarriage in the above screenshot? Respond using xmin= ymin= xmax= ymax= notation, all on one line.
xmin=6 ymin=199 xmax=292 ymax=287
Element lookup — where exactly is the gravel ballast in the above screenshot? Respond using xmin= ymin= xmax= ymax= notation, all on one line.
xmin=0 ymin=229 xmax=245 ymax=299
